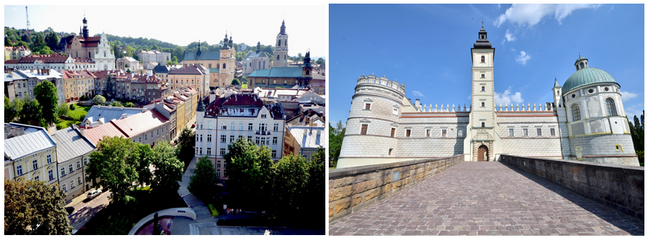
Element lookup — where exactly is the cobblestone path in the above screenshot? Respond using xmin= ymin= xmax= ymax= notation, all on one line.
xmin=329 ymin=162 xmax=643 ymax=236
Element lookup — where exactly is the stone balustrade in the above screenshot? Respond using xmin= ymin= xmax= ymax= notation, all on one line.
xmin=329 ymin=155 xmax=464 ymax=222
xmin=500 ymin=155 xmax=643 ymax=220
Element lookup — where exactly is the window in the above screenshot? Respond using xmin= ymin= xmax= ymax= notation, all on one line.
xmin=261 ymin=114 xmax=267 ymax=119
xmin=481 ymin=55 xmax=485 ymax=63
xmin=360 ymin=124 xmax=368 ymax=135
xmin=248 ymin=123 xmax=253 ymax=130
xmin=405 ymin=129 xmax=411 ymax=137
xmin=207 ymin=148 xmax=212 ymax=155
xmin=388 ymin=148 xmax=393 ymax=155
xmin=231 ymin=123 xmax=235 ymax=130
xmin=34 ymin=175 xmax=39 ymax=181
xmin=550 ymin=128 xmax=556 ymax=136
xmin=481 ymin=122 xmax=485 ymax=128
xmin=255 ymin=137 xmax=260 ymax=145
xmin=537 ymin=128 xmax=542 ymax=136
xmin=481 ymin=74 xmax=485 ymax=79
xmin=222 ymin=124 xmax=227 ymax=130
xmin=223 ymin=63 xmax=226 ymax=69
xmin=33 ymin=159 xmax=38 ymax=170
xmin=49 ymin=170 xmax=54 ymax=181
xmin=481 ymin=86 xmax=485 ymax=92
xmin=230 ymin=135 xmax=235 ymax=142
xmin=77 ymin=161 xmax=81 ymax=169
xmin=71 ymin=180 xmax=75 ymax=189
xmin=481 ymin=102 xmax=485 ymax=107
xmin=78 ymin=177 xmax=82 ymax=185
xmin=62 ymin=184 xmax=67 ymax=192
xmin=272 ymin=150 xmax=277 ymax=158
xmin=364 ymin=103 xmax=371 ymax=110
xmin=221 ymin=135 xmax=226 ymax=142
xmin=238 ymin=135 xmax=243 ymax=140
xmin=274 ymin=123 xmax=279 ymax=131
xmin=47 ymin=155 xmax=52 ymax=164
xmin=199 ymin=135 xmax=202 ymax=142
xmin=523 ymin=128 xmax=528 ymax=136
xmin=199 ymin=147 xmax=203 ymax=155
xmin=259 ymin=123 xmax=267 ymax=131
xmin=217 ymin=162 xmax=221 ymax=168
xmin=17 ymin=166 xmax=23 ymax=176
xmin=61 ymin=167 xmax=66 ymax=176
xmin=426 ymin=129 xmax=431 ymax=137
xmin=273 ymin=137 xmax=278 ymax=144
xmin=207 ymin=134 xmax=212 ymax=142
xmin=391 ymin=128 xmax=396 ymax=137
xmin=572 ymin=104 xmax=581 ymax=121
xmin=239 ymin=123 xmax=244 ymax=130
xmin=220 ymin=148 xmax=226 ymax=156
xmin=247 ymin=136 xmax=252 ymax=142
xmin=458 ymin=129 xmax=463 ymax=137
xmin=606 ymin=98 xmax=617 ymax=116
xmin=69 ymin=165 xmax=73 ymax=173
xmin=442 ymin=129 xmax=447 ymax=137
xmin=508 ymin=129 xmax=514 ymax=136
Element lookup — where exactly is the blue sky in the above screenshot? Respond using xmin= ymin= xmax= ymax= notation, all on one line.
xmin=329 ymin=4 xmax=644 ymax=126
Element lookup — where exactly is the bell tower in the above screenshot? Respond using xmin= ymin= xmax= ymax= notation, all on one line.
xmin=273 ymin=20 xmax=289 ymax=67
xmin=464 ymin=23 xmax=500 ymax=161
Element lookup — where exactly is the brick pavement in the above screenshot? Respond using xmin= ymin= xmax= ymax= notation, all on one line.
xmin=329 ymin=162 xmax=643 ymax=236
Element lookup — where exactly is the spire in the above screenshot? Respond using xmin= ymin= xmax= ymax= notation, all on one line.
xmin=196 ymin=95 xmax=205 ymax=112
xmin=553 ymin=77 xmax=561 ymax=88
xmin=222 ymin=33 xmax=230 ymax=50
xmin=196 ymin=40 xmax=201 ymax=57
xmin=473 ymin=23 xmax=491 ymax=48
xmin=256 ymin=41 xmax=261 ymax=53
xmin=279 ymin=20 xmax=286 ymax=35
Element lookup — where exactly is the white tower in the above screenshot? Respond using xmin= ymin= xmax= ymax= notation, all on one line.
xmin=273 ymin=20 xmax=289 ymax=67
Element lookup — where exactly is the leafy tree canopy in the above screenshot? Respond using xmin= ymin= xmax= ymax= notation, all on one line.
xmin=33 ymin=80 xmax=58 ymax=125
xmin=224 ymin=138 xmax=274 ymax=212
xmin=188 ymin=155 xmax=217 ymax=201
xmin=4 ymin=179 xmax=73 ymax=235
xmin=93 ymin=95 xmax=106 ymax=105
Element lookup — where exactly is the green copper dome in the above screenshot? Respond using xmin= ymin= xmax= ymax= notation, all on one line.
xmin=562 ymin=67 xmax=618 ymax=95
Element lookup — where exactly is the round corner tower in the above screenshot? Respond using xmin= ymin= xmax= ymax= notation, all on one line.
xmin=337 ymin=74 xmax=407 ymax=168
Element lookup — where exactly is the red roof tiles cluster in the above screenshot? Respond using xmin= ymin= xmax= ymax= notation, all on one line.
xmin=84 ymin=109 xmax=169 ymax=145
xmin=62 ymin=69 xmax=96 ymax=79
xmin=17 ymin=53 xmax=69 ymax=64
xmin=204 ymin=93 xmax=285 ymax=119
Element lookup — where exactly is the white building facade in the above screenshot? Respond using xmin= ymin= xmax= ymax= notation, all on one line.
xmin=337 ymin=26 xmax=639 ymax=168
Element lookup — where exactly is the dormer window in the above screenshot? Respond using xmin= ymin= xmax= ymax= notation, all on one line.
xmin=261 ymin=114 xmax=267 ymax=118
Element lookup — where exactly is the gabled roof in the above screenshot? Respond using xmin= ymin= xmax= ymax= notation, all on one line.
xmin=4 ymin=123 xmax=57 ymax=160
xmin=183 ymin=50 xmax=221 ymax=61
xmin=245 ymin=51 xmax=266 ymax=58
xmin=153 ymin=65 xmax=169 ymax=74
xmin=50 ymin=127 xmax=96 ymax=162
xmin=111 ymin=109 xmax=168 ymax=138
xmin=62 ymin=70 xmax=95 ymax=79
xmin=204 ymin=94 xmax=285 ymax=120
xmin=17 ymin=53 xmax=70 ymax=64
xmin=249 ymin=67 xmax=303 ymax=78
xmin=84 ymin=121 xmax=127 ymax=145
xmin=169 ymin=65 xmax=206 ymax=75
xmin=81 ymin=105 xmax=144 ymax=127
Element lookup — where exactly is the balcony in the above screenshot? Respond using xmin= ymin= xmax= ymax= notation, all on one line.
xmin=255 ymin=130 xmax=271 ymax=136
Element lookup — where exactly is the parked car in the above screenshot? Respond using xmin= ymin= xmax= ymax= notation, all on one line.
xmin=87 ymin=189 xmax=102 ymax=199
xmin=65 ymin=206 xmax=74 ymax=215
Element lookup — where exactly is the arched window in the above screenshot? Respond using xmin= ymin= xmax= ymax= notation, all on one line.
xmin=278 ymin=39 xmax=281 ymax=46
xmin=88 ymin=52 xmax=91 ymax=58
xmin=223 ymin=63 xmax=226 ymax=69
xmin=580 ymin=62 xmax=584 ymax=69
xmin=481 ymin=55 xmax=485 ymax=63
xmin=606 ymin=98 xmax=617 ymax=116
xmin=572 ymin=104 xmax=581 ymax=121
xmin=276 ymin=55 xmax=280 ymax=60
xmin=209 ymin=63 xmax=211 ymax=68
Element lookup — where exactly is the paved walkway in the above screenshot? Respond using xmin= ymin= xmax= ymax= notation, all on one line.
xmin=329 ymin=162 xmax=644 ymax=236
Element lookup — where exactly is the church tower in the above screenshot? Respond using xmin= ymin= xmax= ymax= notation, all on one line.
xmin=273 ymin=20 xmax=289 ymax=67
xmin=463 ymin=24 xmax=501 ymax=161
xmin=82 ymin=16 xmax=89 ymax=39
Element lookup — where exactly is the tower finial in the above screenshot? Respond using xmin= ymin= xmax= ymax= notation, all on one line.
xmin=482 ymin=18 xmax=484 ymax=28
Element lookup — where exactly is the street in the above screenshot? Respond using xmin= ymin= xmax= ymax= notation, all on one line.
xmin=68 ymin=190 xmax=110 ymax=234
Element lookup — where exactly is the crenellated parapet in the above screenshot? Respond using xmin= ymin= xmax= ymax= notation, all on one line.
xmin=356 ymin=74 xmax=406 ymax=96
xmin=496 ymin=102 xmax=555 ymax=112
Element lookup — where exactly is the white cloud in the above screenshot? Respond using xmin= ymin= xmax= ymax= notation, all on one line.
xmin=412 ymin=91 xmax=425 ymax=97
xmin=505 ymin=29 xmax=516 ymax=42
xmin=621 ymin=91 xmax=638 ymax=102
xmin=510 ymin=48 xmax=516 ymax=51
xmin=495 ymin=86 xmax=524 ymax=106
xmin=515 ymin=51 xmax=531 ymax=65
xmin=494 ymin=4 xmax=599 ymax=27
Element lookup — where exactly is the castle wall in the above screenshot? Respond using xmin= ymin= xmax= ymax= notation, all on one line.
xmin=568 ymin=134 xmax=639 ymax=166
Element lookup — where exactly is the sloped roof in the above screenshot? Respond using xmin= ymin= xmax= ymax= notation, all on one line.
xmin=169 ymin=65 xmax=206 ymax=75
xmin=50 ymin=127 xmax=95 ymax=163
xmin=249 ymin=67 xmax=303 ymax=78
xmin=84 ymin=121 xmax=127 ymax=145
xmin=246 ymin=51 xmax=266 ymax=58
xmin=81 ymin=105 xmax=144 ymax=127
xmin=4 ymin=123 xmax=56 ymax=160
xmin=183 ymin=50 xmax=221 ymax=61
xmin=110 ymin=109 xmax=169 ymax=138
xmin=4 ymin=71 xmax=27 ymax=82
xmin=17 ymin=53 xmax=69 ymax=64
xmin=153 ymin=65 xmax=169 ymax=74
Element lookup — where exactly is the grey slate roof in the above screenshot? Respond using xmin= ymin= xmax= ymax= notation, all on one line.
xmin=246 ymin=51 xmax=266 ymax=58
xmin=183 ymin=50 xmax=221 ymax=61
xmin=153 ymin=65 xmax=169 ymax=74
xmin=80 ymin=105 xmax=144 ymax=127
xmin=249 ymin=67 xmax=303 ymax=78
xmin=50 ymin=127 xmax=95 ymax=163
xmin=4 ymin=123 xmax=56 ymax=160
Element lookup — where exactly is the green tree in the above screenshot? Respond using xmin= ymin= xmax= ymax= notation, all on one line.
xmin=231 ymin=78 xmax=240 ymax=86
xmin=132 ymin=144 xmax=154 ymax=188
xmin=39 ymin=46 xmax=54 ymax=55
xmin=316 ymin=58 xmax=324 ymax=65
xmin=329 ymin=121 xmax=346 ymax=167
xmin=5 ymin=37 xmax=12 ymax=46
xmin=31 ymin=33 xmax=46 ymax=52
xmin=224 ymin=138 xmax=274 ymax=212
xmin=109 ymin=101 xmax=122 ymax=107
xmin=105 ymin=76 xmax=115 ymax=98
xmin=56 ymin=103 xmax=69 ymax=119
xmin=303 ymin=147 xmax=325 ymax=224
xmin=4 ymin=96 xmax=21 ymax=122
xmin=125 ymin=45 xmax=135 ymax=57
xmin=125 ymin=102 xmax=135 ymax=107
xmin=86 ymin=136 xmax=140 ymax=203
xmin=176 ymin=127 xmax=196 ymax=167
xmin=33 ymin=80 xmax=59 ymax=125
xmin=4 ymin=179 xmax=73 ymax=235
xmin=188 ymin=155 xmax=217 ymax=201
xmin=16 ymin=40 xmax=29 ymax=48
xmin=150 ymin=141 xmax=184 ymax=194
xmin=236 ymin=51 xmax=246 ymax=61
xmin=271 ymin=154 xmax=309 ymax=217
xmin=45 ymin=31 xmax=59 ymax=51
xmin=93 ymin=95 xmax=106 ymax=105
xmin=628 ymin=111 xmax=644 ymax=165
xmin=19 ymin=96 xmax=42 ymax=126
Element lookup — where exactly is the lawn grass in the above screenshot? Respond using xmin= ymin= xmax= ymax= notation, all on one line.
xmin=67 ymin=104 xmax=91 ymax=121
xmin=75 ymin=189 xmax=186 ymax=235
xmin=241 ymin=84 xmax=248 ymax=89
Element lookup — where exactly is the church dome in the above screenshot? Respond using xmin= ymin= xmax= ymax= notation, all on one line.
xmin=562 ymin=67 xmax=618 ymax=95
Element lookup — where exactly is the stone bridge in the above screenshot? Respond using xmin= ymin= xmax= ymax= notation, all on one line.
xmin=329 ymin=156 xmax=643 ymax=236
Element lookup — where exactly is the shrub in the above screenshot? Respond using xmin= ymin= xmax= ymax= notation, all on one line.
xmin=70 ymin=104 xmax=75 ymax=110
xmin=208 ymin=204 xmax=219 ymax=217
xmin=79 ymin=95 xmax=89 ymax=101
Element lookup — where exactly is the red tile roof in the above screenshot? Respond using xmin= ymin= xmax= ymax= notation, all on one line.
xmin=17 ymin=53 xmax=69 ymax=64
xmin=84 ymin=121 xmax=127 ymax=145
xmin=62 ymin=70 xmax=96 ymax=79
